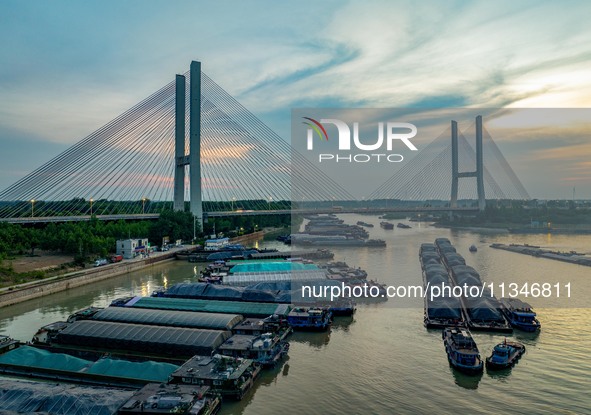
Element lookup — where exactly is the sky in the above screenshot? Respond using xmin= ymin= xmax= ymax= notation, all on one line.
xmin=1 ymin=0 xmax=591 ymax=200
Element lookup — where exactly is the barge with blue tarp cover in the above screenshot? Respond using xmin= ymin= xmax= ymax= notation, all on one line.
xmin=113 ymin=296 xmax=292 ymax=319
xmin=40 ymin=320 xmax=231 ymax=358
xmin=157 ymin=282 xmax=356 ymax=316
xmin=0 ymin=345 xmax=179 ymax=387
xmin=419 ymin=243 xmax=464 ymax=328
xmin=433 ymin=238 xmax=512 ymax=333
xmin=68 ymin=306 xmax=244 ymax=331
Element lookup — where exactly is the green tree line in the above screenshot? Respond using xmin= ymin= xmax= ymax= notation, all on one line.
xmin=0 ymin=210 xmax=198 ymax=262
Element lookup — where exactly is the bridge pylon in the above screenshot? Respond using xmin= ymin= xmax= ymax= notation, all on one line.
xmin=173 ymin=61 xmax=203 ymax=229
xmin=450 ymin=115 xmax=486 ymax=211
xmin=173 ymin=74 xmax=186 ymax=211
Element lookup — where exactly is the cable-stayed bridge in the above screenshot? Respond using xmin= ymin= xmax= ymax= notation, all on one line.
xmin=0 ymin=61 xmax=529 ymax=225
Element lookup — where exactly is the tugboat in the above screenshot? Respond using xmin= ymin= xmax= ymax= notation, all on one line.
xmin=499 ymin=298 xmax=541 ymax=332
xmin=486 ymin=339 xmax=526 ymax=370
xmin=380 ymin=221 xmax=394 ymax=230
xmin=287 ymin=307 xmax=332 ymax=331
xmin=469 ymin=244 xmax=477 ymax=252
xmin=442 ymin=327 xmax=483 ymax=374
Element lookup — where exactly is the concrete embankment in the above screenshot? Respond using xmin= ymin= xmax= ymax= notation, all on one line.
xmin=0 ymin=253 xmax=176 ymax=309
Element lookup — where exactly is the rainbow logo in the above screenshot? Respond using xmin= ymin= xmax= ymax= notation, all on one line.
xmin=302 ymin=117 xmax=329 ymax=142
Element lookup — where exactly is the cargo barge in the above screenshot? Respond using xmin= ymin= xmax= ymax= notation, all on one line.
xmin=419 ymin=243 xmax=463 ymax=328
xmin=428 ymin=238 xmax=512 ymax=333
xmin=0 ymin=344 xmax=179 ymax=388
xmin=34 ymin=320 xmax=232 ymax=359
xmin=68 ymin=306 xmax=244 ymax=331
xmin=112 ymin=296 xmax=293 ymax=320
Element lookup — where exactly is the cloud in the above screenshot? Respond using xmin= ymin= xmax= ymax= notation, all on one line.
xmin=2 ymin=0 xmax=591 ymax=198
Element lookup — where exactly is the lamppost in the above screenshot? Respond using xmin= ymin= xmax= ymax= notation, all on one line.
xmin=30 ymin=199 xmax=35 ymax=217
xmin=142 ymin=198 xmax=146 ymax=214
xmin=193 ymin=215 xmax=196 ymax=242
xmin=90 ymin=198 xmax=94 ymax=216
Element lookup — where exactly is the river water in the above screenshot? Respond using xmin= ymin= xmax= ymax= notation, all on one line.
xmin=1 ymin=214 xmax=590 ymax=414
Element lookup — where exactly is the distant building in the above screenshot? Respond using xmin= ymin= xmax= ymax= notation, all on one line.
xmin=116 ymin=238 xmax=149 ymax=259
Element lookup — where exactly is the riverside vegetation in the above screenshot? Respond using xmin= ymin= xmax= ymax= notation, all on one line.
xmin=0 ymin=210 xmax=291 ymax=287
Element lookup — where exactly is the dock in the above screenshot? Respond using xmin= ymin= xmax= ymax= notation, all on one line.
xmin=490 ymin=243 xmax=591 ymax=267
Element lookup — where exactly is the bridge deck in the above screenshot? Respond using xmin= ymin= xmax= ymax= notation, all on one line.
xmin=0 ymin=207 xmax=478 ymax=224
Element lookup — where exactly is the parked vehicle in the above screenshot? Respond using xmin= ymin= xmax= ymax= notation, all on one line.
xmin=94 ymin=258 xmax=109 ymax=267
xmin=110 ymin=255 xmax=123 ymax=263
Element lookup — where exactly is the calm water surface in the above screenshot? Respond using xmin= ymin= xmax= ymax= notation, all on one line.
xmin=1 ymin=214 xmax=589 ymax=415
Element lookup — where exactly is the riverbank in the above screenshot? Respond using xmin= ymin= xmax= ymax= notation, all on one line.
xmin=0 ymin=227 xmax=284 ymax=308
xmin=0 ymin=251 xmax=177 ymax=308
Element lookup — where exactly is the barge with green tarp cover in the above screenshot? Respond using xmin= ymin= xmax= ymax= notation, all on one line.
xmin=68 ymin=306 xmax=244 ymax=330
xmin=113 ymin=296 xmax=292 ymax=319
xmin=0 ymin=345 xmax=178 ymax=387
xmin=46 ymin=320 xmax=231 ymax=358
xmin=227 ymin=260 xmax=320 ymax=273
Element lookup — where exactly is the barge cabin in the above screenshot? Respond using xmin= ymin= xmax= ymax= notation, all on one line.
xmin=499 ymin=298 xmax=541 ymax=332
xmin=217 ymin=333 xmax=289 ymax=367
xmin=170 ymin=354 xmax=260 ymax=400
xmin=287 ymin=307 xmax=332 ymax=331
xmin=117 ymin=383 xmax=220 ymax=415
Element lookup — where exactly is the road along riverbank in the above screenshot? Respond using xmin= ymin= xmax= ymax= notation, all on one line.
xmin=0 ymin=252 xmax=176 ymax=308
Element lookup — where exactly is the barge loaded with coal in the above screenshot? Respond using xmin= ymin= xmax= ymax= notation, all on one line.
xmin=428 ymin=238 xmax=513 ymax=333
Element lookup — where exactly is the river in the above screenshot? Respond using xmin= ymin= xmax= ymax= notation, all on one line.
xmin=1 ymin=214 xmax=590 ymax=414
